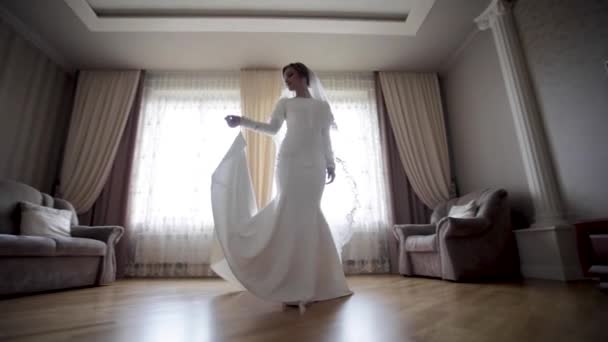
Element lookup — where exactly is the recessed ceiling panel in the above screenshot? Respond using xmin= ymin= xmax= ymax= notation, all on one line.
xmin=87 ymin=0 xmax=411 ymax=17
xmin=66 ymin=0 xmax=436 ymax=35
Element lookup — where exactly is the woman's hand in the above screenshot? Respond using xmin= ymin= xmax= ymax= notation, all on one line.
xmin=225 ymin=115 xmax=241 ymax=128
xmin=326 ymin=167 xmax=335 ymax=184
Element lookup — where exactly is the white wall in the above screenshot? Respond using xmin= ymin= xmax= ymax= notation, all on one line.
xmin=442 ymin=30 xmax=533 ymax=222
xmin=514 ymin=0 xmax=608 ymax=221
xmin=442 ymin=0 xmax=608 ymax=223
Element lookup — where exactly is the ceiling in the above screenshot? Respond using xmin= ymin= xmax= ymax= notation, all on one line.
xmin=0 ymin=0 xmax=491 ymax=72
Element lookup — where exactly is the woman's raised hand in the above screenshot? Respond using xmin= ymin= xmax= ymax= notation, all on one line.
xmin=326 ymin=167 xmax=335 ymax=184
xmin=225 ymin=115 xmax=242 ymax=128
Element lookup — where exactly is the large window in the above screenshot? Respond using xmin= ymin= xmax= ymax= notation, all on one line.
xmin=126 ymin=72 xmax=241 ymax=277
xmin=126 ymin=71 xmax=391 ymax=277
xmin=320 ymin=73 xmax=392 ymax=273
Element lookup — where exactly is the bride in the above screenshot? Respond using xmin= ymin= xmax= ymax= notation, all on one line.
xmin=210 ymin=62 xmax=352 ymax=313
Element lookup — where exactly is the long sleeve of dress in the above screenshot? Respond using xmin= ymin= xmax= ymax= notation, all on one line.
xmin=321 ymin=102 xmax=336 ymax=169
xmin=240 ymin=98 xmax=286 ymax=136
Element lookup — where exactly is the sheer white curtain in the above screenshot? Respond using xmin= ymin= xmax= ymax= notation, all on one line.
xmin=320 ymin=73 xmax=393 ymax=274
xmin=125 ymin=72 xmax=240 ymax=277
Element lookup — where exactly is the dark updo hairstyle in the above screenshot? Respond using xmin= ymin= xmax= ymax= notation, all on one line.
xmin=282 ymin=62 xmax=310 ymax=86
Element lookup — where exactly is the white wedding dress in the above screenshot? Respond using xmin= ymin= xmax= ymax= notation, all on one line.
xmin=210 ymin=97 xmax=352 ymax=305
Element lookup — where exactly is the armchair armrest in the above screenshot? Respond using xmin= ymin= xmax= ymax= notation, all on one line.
xmin=394 ymin=223 xmax=436 ymax=241
xmin=71 ymin=225 xmax=124 ymax=244
xmin=70 ymin=225 xmax=124 ymax=285
xmin=393 ymin=223 xmax=437 ymax=275
xmin=438 ymin=217 xmax=490 ymax=238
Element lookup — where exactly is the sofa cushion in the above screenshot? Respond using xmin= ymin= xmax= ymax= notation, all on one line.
xmin=0 ymin=234 xmax=106 ymax=257
xmin=51 ymin=236 xmax=106 ymax=256
xmin=405 ymin=234 xmax=438 ymax=252
xmin=0 ymin=234 xmax=56 ymax=256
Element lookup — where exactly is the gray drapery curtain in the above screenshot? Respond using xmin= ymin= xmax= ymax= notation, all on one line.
xmin=78 ymin=72 xmax=145 ymax=278
xmin=58 ymin=70 xmax=141 ymax=213
xmin=375 ymin=72 xmax=431 ymax=273
xmin=378 ymin=72 xmax=452 ymax=208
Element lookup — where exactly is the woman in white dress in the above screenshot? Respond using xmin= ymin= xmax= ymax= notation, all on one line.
xmin=210 ymin=62 xmax=352 ymax=313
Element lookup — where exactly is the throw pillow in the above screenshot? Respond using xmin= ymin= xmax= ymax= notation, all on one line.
xmin=448 ymin=200 xmax=478 ymax=219
xmin=20 ymin=201 xmax=72 ymax=238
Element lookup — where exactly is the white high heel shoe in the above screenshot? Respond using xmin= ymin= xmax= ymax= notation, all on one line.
xmin=282 ymin=301 xmax=308 ymax=314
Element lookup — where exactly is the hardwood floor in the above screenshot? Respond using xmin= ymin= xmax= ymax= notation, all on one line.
xmin=1 ymin=276 xmax=606 ymax=342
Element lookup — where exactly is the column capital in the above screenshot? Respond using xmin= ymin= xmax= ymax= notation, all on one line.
xmin=475 ymin=0 xmax=513 ymax=30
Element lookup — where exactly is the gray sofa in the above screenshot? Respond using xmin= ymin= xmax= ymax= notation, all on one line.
xmin=394 ymin=188 xmax=519 ymax=281
xmin=0 ymin=180 xmax=124 ymax=295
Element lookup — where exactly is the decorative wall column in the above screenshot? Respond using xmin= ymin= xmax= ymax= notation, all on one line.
xmin=475 ymin=0 xmax=565 ymax=227
xmin=474 ymin=0 xmax=582 ymax=280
